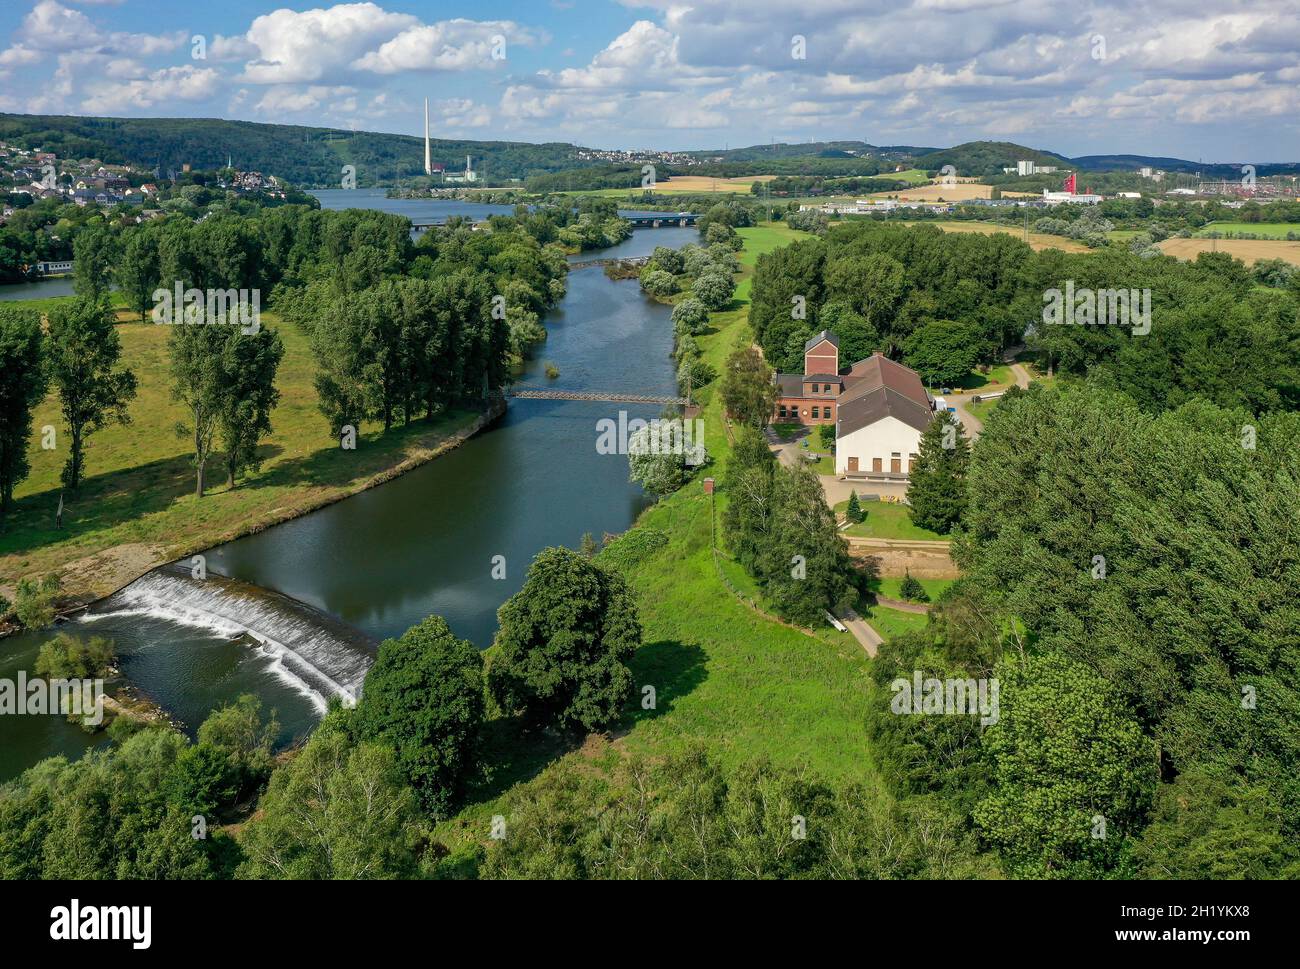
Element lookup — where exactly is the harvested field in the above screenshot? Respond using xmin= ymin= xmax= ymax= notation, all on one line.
xmin=1157 ymin=236 xmax=1300 ymax=266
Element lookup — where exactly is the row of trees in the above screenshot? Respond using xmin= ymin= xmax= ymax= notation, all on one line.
xmin=0 ymin=299 xmax=136 ymax=523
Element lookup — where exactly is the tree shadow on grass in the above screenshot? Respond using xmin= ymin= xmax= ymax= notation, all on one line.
xmin=465 ymin=712 xmax=579 ymax=806
xmin=625 ymin=638 xmax=708 ymax=724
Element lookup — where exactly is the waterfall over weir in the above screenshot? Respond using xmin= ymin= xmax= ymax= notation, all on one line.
xmin=79 ymin=564 xmax=376 ymax=712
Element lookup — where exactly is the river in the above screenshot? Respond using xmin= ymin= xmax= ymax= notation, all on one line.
xmin=0 ymin=197 xmax=696 ymax=781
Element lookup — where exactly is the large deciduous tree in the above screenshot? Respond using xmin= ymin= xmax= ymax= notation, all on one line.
xmin=0 ymin=306 xmax=48 ymax=525
xmin=488 ymin=546 xmax=642 ymax=733
xmin=355 ymin=615 xmax=484 ymax=816
xmin=46 ymin=298 xmax=137 ymax=491
xmin=720 ymin=346 xmax=778 ymax=428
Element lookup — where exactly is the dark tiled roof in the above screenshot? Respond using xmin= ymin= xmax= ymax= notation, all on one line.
xmin=804 ymin=329 xmax=838 ymax=352
xmin=775 ymin=374 xmax=804 ymax=396
xmin=801 ymin=374 xmax=841 ymax=383
xmin=837 ymin=354 xmax=933 ymax=435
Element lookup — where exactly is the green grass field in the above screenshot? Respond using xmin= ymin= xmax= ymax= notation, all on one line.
xmin=889 ymin=169 xmax=930 ymax=185
xmin=432 ymin=221 xmax=890 ymax=864
xmin=873 ymin=576 xmax=953 ymax=602
xmin=1 ymin=311 xmax=481 ymax=600
xmin=833 ymin=499 xmax=944 ymax=541
xmin=1194 ymin=221 xmax=1300 ymax=238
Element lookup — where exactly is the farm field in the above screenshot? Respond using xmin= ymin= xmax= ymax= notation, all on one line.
xmin=902 ymin=220 xmax=1092 ymax=253
xmin=1194 ymin=221 xmax=1300 ymax=238
xmin=868 ymin=182 xmax=1036 ymax=202
xmin=1157 ymin=236 xmax=1300 ymax=266
xmin=565 ymin=174 xmax=777 ymax=198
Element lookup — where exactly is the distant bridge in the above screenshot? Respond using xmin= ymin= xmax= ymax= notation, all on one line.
xmin=496 ymin=387 xmax=687 ymax=405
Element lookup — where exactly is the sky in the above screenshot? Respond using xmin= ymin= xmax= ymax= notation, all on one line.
xmin=0 ymin=0 xmax=1297 ymax=161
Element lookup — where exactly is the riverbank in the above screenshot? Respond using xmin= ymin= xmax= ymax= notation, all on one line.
xmin=430 ymin=222 xmax=891 ymax=866
xmin=0 ymin=308 xmax=504 ymax=610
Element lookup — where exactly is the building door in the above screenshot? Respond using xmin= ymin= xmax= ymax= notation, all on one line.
xmin=872 ymin=457 xmax=882 ymax=473
xmin=847 ymin=456 xmax=858 ymax=472
xmin=890 ymin=457 xmax=901 ymax=473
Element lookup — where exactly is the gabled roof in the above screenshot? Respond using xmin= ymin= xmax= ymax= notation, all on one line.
xmin=837 ymin=353 xmax=933 ymax=435
xmin=804 ymin=329 xmax=839 ymax=352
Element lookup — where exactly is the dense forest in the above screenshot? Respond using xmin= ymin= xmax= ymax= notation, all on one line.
xmin=0 ymin=114 xmax=590 ymax=187
xmin=744 ymin=219 xmax=1300 ymax=877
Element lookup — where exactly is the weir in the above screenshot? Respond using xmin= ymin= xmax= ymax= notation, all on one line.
xmin=79 ymin=564 xmax=376 ymax=712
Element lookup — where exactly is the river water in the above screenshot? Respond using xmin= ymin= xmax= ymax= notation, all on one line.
xmin=0 ymin=197 xmax=695 ymax=780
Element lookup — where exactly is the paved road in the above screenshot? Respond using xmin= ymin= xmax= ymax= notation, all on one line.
xmin=836 ymin=607 xmax=884 ymax=658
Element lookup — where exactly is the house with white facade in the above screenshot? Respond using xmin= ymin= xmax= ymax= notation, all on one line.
xmin=772 ymin=330 xmax=936 ymax=480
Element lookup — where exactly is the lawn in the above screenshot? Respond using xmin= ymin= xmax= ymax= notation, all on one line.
xmin=872 ymin=576 xmax=953 ymax=603
xmin=1 ymin=311 xmax=483 ymax=601
xmin=952 ymin=363 xmax=1013 ymax=392
xmin=862 ymin=603 xmax=929 ymax=642
xmin=432 ymin=220 xmax=886 ymax=864
xmin=833 ymin=498 xmax=944 ymax=541
xmin=1194 ymin=221 xmax=1300 ymax=239
xmin=966 ymin=397 xmax=1000 ymax=422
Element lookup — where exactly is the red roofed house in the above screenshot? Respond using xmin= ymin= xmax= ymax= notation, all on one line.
xmin=772 ymin=330 xmax=935 ymax=480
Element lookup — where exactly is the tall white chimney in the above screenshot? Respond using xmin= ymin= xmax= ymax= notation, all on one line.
xmin=424 ymin=98 xmax=432 ymax=175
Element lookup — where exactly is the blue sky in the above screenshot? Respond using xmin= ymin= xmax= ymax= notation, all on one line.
xmin=1 ymin=1 xmax=1297 ymax=161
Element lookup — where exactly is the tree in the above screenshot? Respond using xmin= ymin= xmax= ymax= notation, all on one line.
xmin=845 ymin=489 xmax=863 ymax=524
xmin=756 ymin=464 xmax=857 ymax=626
xmin=238 ymin=713 xmax=418 ymax=879
xmin=217 ymin=327 xmax=284 ymax=487
xmin=0 ymin=306 xmax=48 ymax=525
xmin=46 ymin=299 xmax=137 ymax=491
xmin=35 ymin=633 xmax=114 ymax=680
xmin=898 ymin=571 xmax=927 ymax=602
xmin=719 ymin=346 xmax=778 ymax=428
xmin=627 ymin=422 xmax=699 ymax=497
xmin=168 ymin=323 xmax=231 ymax=497
xmin=355 ymin=615 xmax=484 ymax=816
xmin=640 ymin=269 xmax=679 ymax=298
xmin=973 ymin=651 xmax=1157 ymax=878
xmin=907 ymin=411 xmax=970 ymax=534
xmin=692 ymin=269 xmax=736 ymax=310
xmin=670 ymin=298 xmax=709 ymax=336
xmin=72 ymin=223 xmax=117 ymax=304
xmin=14 ymin=573 xmax=60 ymax=630
xmin=488 ymin=546 xmax=642 ymax=733
xmin=115 ymin=228 xmax=160 ymax=324
xmin=902 ymin=319 xmax=983 ymax=387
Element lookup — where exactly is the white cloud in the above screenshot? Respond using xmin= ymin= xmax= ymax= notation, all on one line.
xmin=81 ymin=64 xmax=220 ymax=112
xmin=352 ymin=20 xmax=545 ymax=73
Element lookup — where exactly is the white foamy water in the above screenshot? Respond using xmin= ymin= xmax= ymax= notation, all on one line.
xmin=81 ymin=569 xmax=374 ymax=713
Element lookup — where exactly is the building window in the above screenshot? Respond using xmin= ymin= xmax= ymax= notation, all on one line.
xmin=778 ymin=406 xmax=787 ymax=418
xmin=811 ymin=406 xmax=820 ymax=419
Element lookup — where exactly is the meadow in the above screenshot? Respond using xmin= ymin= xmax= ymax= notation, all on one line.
xmin=1194 ymin=221 xmax=1300 ymax=239
xmin=0 ymin=312 xmax=481 ymax=602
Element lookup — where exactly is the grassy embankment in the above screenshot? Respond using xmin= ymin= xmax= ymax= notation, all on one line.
xmin=432 ymin=222 xmax=887 ymax=862
xmin=0 ymin=311 xmax=483 ymax=601
xmin=831 ymin=499 xmax=943 ymax=541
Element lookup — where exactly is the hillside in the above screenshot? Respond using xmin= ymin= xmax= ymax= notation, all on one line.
xmin=0 ymin=113 xmax=588 ymax=187
xmin=913 ymin=140 xmax=1071 ymax=176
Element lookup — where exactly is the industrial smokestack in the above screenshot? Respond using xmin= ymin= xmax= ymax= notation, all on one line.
xmin=424 ymin=98 xmax=432 ymax=176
